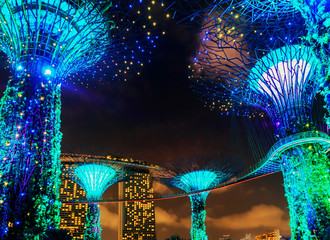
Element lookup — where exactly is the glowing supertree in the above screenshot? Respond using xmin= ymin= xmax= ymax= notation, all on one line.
xmin=68 ymin=163 xmax=124 ymax=240
xmin=190 ymin=6 xmax=330 ymax=238
xmin=154 ymin=155 xmax=239 ymax=240
xmin=0 ymin=0 xmax=168 ymax=237
xmin=206 ymin=0 xmax=330 ymax=123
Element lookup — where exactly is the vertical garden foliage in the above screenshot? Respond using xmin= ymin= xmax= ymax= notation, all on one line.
xmin=281 ymin=144 xmax=330 ymax=238
xmin=0 ymin=0 xmax=111 ymax=237
xmin=0 ymin=70 xmax=62 ymax=238
xmin=84 ymin=203 xmax=101 ymax=240
xmin=189 ymin=194 xmax=208 ymax=240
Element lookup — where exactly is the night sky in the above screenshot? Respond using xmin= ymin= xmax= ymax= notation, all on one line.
xmin=0 ymin=20 xmax=291 ymax=240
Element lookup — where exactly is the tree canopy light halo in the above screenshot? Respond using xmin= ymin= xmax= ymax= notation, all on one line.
xmin=177 ymin=170 xmax=220 ymax=201
xmin=0 ymin=0 xmax=111 ymax=79
xmin=226 ymin=0 xmax=330 ymax=124
xmin=193 ymin=7 xmax=320 ymax=136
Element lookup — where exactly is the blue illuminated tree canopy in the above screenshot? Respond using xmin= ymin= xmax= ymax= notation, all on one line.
xmin=0 ymin=0 xmax=111 ymax=78
xmin=73 ymin=164 xmax=119 ymax=200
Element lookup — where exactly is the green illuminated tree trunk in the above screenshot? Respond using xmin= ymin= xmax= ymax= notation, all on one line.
xmin=84 ymin=203 xmax=102 ymax=240
xmin=189 ymin=194 xmax=208 ymax=240
xmin=0 ymin=72 xmax=62 ymax=238
xmin=281 ymin=144 xmax=330 ymax=239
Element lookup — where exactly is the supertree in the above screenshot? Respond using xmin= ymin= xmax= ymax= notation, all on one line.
xmin=202 ymin=0 xmax=330 ymax=122
xmin=188 ymin=5 xmax=330 ymax=238
xmin=154 ymin=155 xmax=240 ymax=240
xmin=0 ymin=0 xmax=168 ymax=238
xmin=65 ymin=163 xmax=124 ymax=240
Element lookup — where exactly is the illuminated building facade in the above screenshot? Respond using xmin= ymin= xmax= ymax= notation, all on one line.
xmin=255 ymin=229 xmax=280 ymax=240
xmin=119 ymin=169 xmax=156 ymax=240
xmin=60 ymin=167 xmax=87 ymax=240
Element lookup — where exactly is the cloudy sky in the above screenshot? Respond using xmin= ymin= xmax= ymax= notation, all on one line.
xmin=99 ymin=173 xmax=290 ymax=240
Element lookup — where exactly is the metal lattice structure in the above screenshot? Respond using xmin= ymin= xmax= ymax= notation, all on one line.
xmin=191 ymin=6 xmax=319 ymax=135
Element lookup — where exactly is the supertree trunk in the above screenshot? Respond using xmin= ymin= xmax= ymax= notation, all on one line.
xmin=189 ymin=193 xmax=208 ymax=240
xmin=0 ymin=70 xmax=62 ymax=238
xmin=84 ymin=203 xmax=102 ymax=240
xmin=281 ymin=144 xmax=330 ymax=239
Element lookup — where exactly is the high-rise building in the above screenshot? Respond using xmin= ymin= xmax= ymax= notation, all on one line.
xmin=255 ymin=229 xmax=280 ymax=240
xmin=119 ymin=169 xmax=157 ymax=240
xmin=241 ymin=233 xmax=252 ymax=240
xmin=59 ymin=170 xmax=87 ymax=239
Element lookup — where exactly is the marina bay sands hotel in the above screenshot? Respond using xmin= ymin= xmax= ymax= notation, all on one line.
xmin=59 ymin=153 xmax=158 ymax=240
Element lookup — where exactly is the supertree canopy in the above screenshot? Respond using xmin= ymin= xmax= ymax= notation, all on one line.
xmin=244 ymin=44 xmax=321 ymax=138
xmin=189 ymin=4 xmax=330 ymax=238
xmin=70 ymin=163 xmax=124 ymax=240
xmin=0 ymin=0 xmax=168 ymax=238
xmin=74 ymin=164 xmax=118 ymax=200
xmin=211 ymin=0 xmax=330 ymax=123
xmin=154 ymin=155 xmax=239 ymax=240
